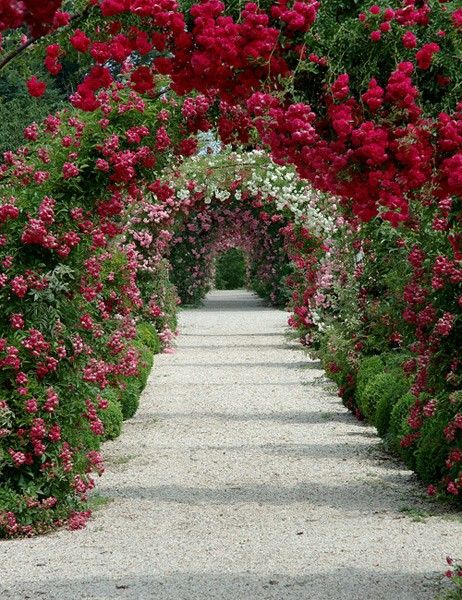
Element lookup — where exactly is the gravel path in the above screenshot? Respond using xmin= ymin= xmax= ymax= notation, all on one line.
xmin=1 ymin=289 xmax=461 ymax=600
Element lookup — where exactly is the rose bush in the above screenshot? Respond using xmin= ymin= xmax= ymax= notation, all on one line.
xmin=0 ymin=82 xmax=197 ymax=536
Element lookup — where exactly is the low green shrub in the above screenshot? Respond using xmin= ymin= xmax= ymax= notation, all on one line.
xmin=374 ymin=372 xmax=410 ymax=437
xmin=100 ymin=396 xmax=123 ymax=441
xmin=414 ymin=403 xmax=452 ymax=484
xmin=381 ymin=352 xmax=411 ymax=370
xmin=360 ymin=369 xmax=409 ymax=428
xmin=137 ymin=322 xmax=162 ymax=354
xmin=355 ymin=352 xmax=411 ymax=421
xmin=139 ymin=360 xmax=153 ymax=390
xmin=133 ymin=340 xmax=154 ymax=390
xmin=355 ymin=355 xmax=385 ymax=406
xmin=388 ymin=392 xmax=417 ymax=470
xmin=118 ymin=379 xmax=141 ymax=420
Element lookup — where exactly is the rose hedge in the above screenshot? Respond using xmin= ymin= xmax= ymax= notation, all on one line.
xmin=0 ymin=86 xmax=194 ymax=536
xmin=288 ymin=201 xmax=461 ymax=497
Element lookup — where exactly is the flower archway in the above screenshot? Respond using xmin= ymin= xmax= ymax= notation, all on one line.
xmin=0 ymin=85 xmax=331 ymax=535
xmin=132 ymin=149 xmax=331 ymax=307
xmin=0 ymin=0 xmax=461 ymax=537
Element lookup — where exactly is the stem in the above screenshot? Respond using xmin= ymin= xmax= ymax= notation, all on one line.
xmin=0 ymin=5 xmax=92 ymax=74
xmin=0 ymin=37 xmax=37 ymax=72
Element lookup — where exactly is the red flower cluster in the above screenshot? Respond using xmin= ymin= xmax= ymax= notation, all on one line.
xmin=0 ymin=0 xmax=63 ymax=36
xmin=27 ymin=76 xmax=46 ymax=98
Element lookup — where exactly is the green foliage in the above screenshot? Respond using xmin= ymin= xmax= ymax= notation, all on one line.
xmin=301 ymin=0 xmax=462 ymax=115
xmin=381 ymin=352 xmax=412 ymax=370
xmin=0 ymin=68 xmax=64 ymax=154
xmin=0 ymin=21 xmax=93 ymax=155
xmin=118 ymin=378 xmax=141 ymax=421
xmin=0 ymin=481 xmax=83 ymax=534
xmin=0 ymin=486 xmax=22 ymax=515
xmin=365 ymin=371 xmax=410 ymax=432
xmin=388 ymin=392 xmax=417 ymax=469
xmin=437 ymin=562 xmax=462 ymax=600
xmin=59 ymin=412 xmax=101 ymax=454
xmin=114 ymin=342 xmax=154 ymax=421
xmin=215 ymin=248 xmax=247 ymax=290
xmin=355 ymin=355 xmax=385 ymax=406
xmin=318 ymin=328 xmax=357 ymax=406
xmin=100 ymin=395 xmax=123 ymax=442
xmin=137 ymin=322 xmax=162 ymax=354
xmin=414 ymin=402 xmax=455 ymax=484
xmin=134 ymin=340 xmax=155 ymax=389
xmin=355 ymin=352 xmax=410 ymax=420
xmin=320 ymin=331 xmax=351 ymax=386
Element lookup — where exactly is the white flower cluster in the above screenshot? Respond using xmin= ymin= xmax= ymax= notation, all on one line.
xmin=171 ymin=149 xmax=336 ymax=236
xmin=242 ymin=155 xmax=335 ymax=236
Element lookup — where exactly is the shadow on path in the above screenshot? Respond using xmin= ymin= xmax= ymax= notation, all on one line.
xmin=0 ymin=568 xmax=440 ymax=600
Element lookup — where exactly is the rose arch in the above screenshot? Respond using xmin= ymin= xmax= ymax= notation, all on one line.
xmin=0 ymin=0 xmax=461 ymax=537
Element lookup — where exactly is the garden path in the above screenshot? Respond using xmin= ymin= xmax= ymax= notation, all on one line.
xmin=1 ymin=289 xmax=461 ymax=599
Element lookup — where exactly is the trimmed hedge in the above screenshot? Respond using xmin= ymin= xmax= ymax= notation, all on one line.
xmin=374 ymin=371 xmax=409 ymax=437
xmin=387 ymin=392 xmax=417 ymax=470
xmin=137 ymin=322 xmax=162 ymax=355
xmin=414 ymin=404 xmax=452 ymax=484
xmin=355 ymin=355 xmax=385 ymax=406
xmin=355 ymin=352 xmax=410 ymax=408
xmin=358 ymin=369 xmax=408 ymax=427
xmin=118 ymin=379 xmax=142 ymax=421
xmin=100 ymin=396 xmax=123 ymax=442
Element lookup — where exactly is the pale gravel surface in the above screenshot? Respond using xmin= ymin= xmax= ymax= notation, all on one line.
xmin=1 ymin=289 xmax=461 ymax=600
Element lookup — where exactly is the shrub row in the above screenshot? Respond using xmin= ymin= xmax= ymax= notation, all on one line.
xmin=319 ymin=340 xmax=462 ymax=495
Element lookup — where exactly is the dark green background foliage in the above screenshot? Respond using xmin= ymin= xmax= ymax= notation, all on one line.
xmin=0 ymin=25 xmax=92 ymax=154
xmin=215 ymin=248 xmax=247 ymax=290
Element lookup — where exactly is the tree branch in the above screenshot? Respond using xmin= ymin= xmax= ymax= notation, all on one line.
xmin=0 ymin=36 xmax=37 ymax=72
xmin=0 ymin=5 xmax=92 ymax=74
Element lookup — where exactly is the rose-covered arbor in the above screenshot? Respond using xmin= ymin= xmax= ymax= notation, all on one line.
xmin=0 ymin=77 xmax=330 ymax=535
xmin=0 ymin=0 xmax=461 ymax=538
xmin=145 ymin=150 xmax=330 ymax=307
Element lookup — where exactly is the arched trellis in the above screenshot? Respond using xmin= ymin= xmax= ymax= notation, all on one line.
xmin=0 ymin=87 xmax=332 ymax=536
xmin=0 ymin=0 xmax=461 ymax=537
xmin=127 ymin=149 xmax=332 ymax=307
